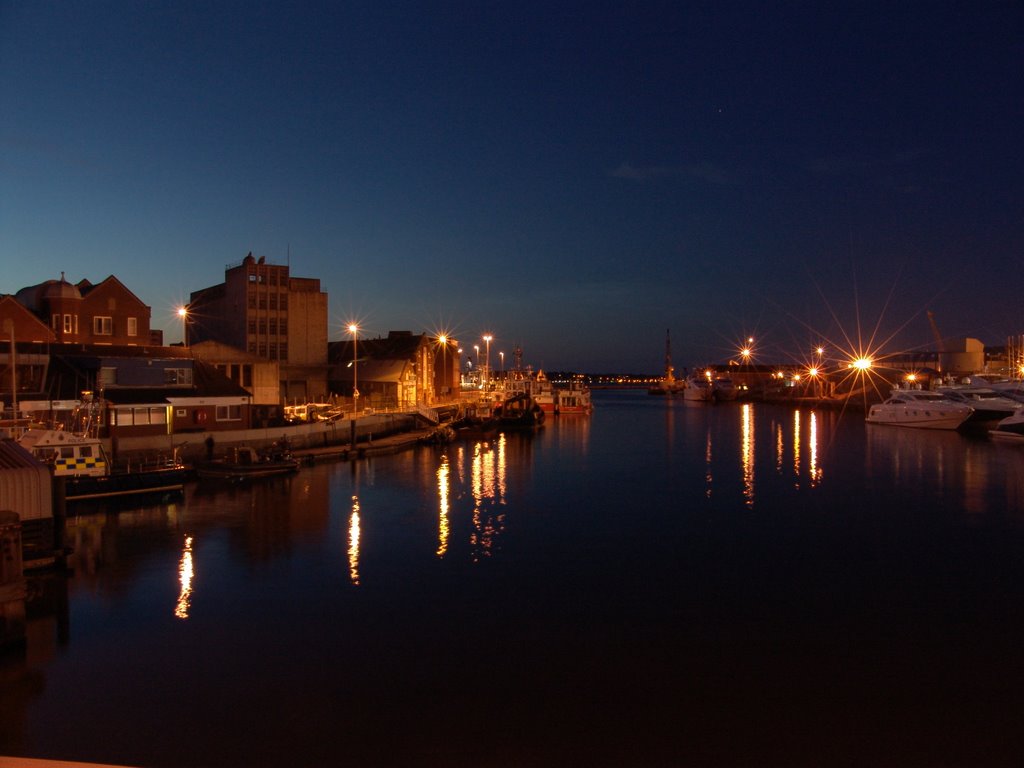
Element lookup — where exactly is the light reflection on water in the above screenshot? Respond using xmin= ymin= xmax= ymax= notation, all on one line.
xmin=8 ymin=391 xmax=1024 ymax=768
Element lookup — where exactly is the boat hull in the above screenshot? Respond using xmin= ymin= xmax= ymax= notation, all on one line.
xmin=63 ymin=467 xmax=188 ymax=502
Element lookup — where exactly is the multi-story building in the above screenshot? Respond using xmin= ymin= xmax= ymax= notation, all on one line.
xmin=187 ymin=253 xmax=328 ymax=402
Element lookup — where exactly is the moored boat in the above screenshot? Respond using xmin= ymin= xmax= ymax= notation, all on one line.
xmin=18 ymin=428 xmax=187 ymax=502
xmin=990 ymin=411 xmax=1024 ymax=443
xmin=866 ymin=389 xmax=973 ymax=430
xmin=195 ymin=443 xmax=300 ymax=480
xmin=711 ymin=377 xmax=738 ymax=402
xmin=935 ymin=386 xmax=1021 ymax=424
xmin=492 ymin=393 xmax=546 ymax=429
xmin=683 ymin=375 xmax=714 ymax=402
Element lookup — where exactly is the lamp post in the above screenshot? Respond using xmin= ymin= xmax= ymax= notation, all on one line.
xmin=348 ymin=324 xmax=360 ymax=447
xmin=483 ymin=334 xmax=492 ymax=389
xmin=438 ymin=335 xmax=448 ymax=399
xmin=178 ymin=306 xmax=188 ymax=347
xmin=499 ymin=351 xmax=505 ymax=380
xmin=473 ymin=345 xmax=480 ymax=387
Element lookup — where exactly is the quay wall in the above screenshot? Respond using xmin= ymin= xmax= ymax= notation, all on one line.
xmin=106 ymin=413 xmax=417 ymax=463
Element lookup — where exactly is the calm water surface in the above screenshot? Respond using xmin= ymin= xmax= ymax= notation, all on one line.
xmin=4 ymin=390 xmax=1024 ymax=767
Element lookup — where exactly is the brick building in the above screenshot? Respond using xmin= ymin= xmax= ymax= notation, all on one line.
xmin=187 ymin=254 xmax=328 ymax=402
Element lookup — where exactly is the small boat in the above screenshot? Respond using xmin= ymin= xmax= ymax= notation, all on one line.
xmin=492 ymin=393 xmax=546 ymax=429
xmin=195 ymin=443 xmax=300 ymax=480
xmin=865 ymin=389 xmax=973 ymax=430
xmin=18 ymin=428 xmax=187 ymax=502
xmin=990 ymin=411 xmax=1024 ymax=443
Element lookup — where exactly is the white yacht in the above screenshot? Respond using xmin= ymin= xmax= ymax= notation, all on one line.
xmin=866 ymin=389 xmax=973 ymax=430
xmin=935 ymin=386 xmax=1022 ymax=424
xmin=683 ymin=375 xmax=714 ymax=402
xmin=990 ymin=411 xmax=1024 ymax=443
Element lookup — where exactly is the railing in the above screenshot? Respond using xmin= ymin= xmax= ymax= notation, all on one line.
xmin=412 ymin=404 xmax=439 ymax=424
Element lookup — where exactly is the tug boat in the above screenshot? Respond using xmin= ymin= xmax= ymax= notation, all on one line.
xmin=18 ymin=428 xmax=187 ymax=502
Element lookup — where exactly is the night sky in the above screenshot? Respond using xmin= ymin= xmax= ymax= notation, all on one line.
xmin=1 ymin=2 xmax=1021 ymax=372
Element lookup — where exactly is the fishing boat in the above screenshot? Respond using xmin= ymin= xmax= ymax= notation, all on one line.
xmin=865 ymin=389 xmax=973 ymax=430
xmin=503 ymin=369 xmax=593 ymax=414
xmin=18 ymin=428 xmax=187 ymax=502
xmin=195 ymin=443 xmax=300 ymax=481
xmin=492 ymin=393 xmax=546 ymax=429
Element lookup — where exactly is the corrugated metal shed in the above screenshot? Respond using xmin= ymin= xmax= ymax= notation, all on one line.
xmin=0 ymin=439 xmax=53 ymax=522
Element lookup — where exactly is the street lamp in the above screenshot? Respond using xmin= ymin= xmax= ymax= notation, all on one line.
xmin=178 ymin=306 xmax=188 ymax=347
xmin=348 ymin=324 xmax=359 ymax=417
xmin=438 ymin=335 xmax=448 ymax=398
xmin=483 ymin=334 xmax=492 ymax=388
xmin=499 ymin=351 xmax=505 ymax=379
xmin=473 ymin=345 xmax=480 ymax=387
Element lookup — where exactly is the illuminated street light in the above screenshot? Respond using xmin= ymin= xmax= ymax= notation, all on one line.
xmin=438 ymin=335 xmax=449 ymax=398
xmin=348 ymin=324 xmax=359 ymax=417
xmin=177 ymin=306 xmax=189 ymax=347
xmin=483 ymin=334 xmax=493 ymax=388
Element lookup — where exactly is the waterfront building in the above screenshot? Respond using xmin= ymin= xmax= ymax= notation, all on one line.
xmin=2 ymin=344 xmax=252 ymax=441
xmin=329 ymin=331 xmax=437 ymax=409
xmin=187 ymin=253 xmax=329 ymax=403
xmin=187 ymin=340 xmax=282 ymax=426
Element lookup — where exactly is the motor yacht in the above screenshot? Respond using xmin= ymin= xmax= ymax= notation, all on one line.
xmin=935 ymin=386 xmax=1022 ymax=424
xmin=865 ymin=389 xmax=973 ymax=430
xmin=990 ymin=411 xmax=1024 ymax=443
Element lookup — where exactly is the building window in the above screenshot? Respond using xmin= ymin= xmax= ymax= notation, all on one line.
xmin=215 ymin=405 xmax=242 ymax=421
xmin=164 ymin=368 xmax=193 ymax=385
xmin=280 ymin=294 xmax=287 ymax=310
xmin=270 ymin=343 xmax=277 ymax=359
xmin=279 ymin=343 xmax=288 ymax=361
xmin=52 ymin=314 xmax=60 ymax=330
xmin=248 ymin=320 xmax=256 ymax=335
xmin=64 ymin=315 xmax=74 ymax=334
xmin=269 ymin=293 xmax=277 ymax=310
xmin=248 ymin=294 xmax=256 ymax=309
xmin=99 ymin=367 xmax=117 ymax=386
xmin=93 ymin=316 xmax=112 ymax=335
xmin=248 ymin=342 xmax=256 ymax=354
xmin=259 ymin=296 xmax=267 ymax=310
xmin=259 ymin=342 xmax=267 ymax=357
xmin=127 ymin=317 xmax=137 ymax=337
xmin=258 ymin=320 xmax=266 ymax=335
xmin=279 ymin=319 xmax=287 ymax=335
xmin=269 ymin=319 xmax=277 ymax=335
xmin=243 ymin=365 xmax=252 ymax=387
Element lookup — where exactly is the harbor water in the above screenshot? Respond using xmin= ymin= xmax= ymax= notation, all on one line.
xmin=3 ymin=390 xmax=1024 ymax=767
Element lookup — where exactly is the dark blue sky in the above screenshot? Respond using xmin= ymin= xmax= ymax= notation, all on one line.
xmin=2 ymin=1 xmax=1021 ymax=372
